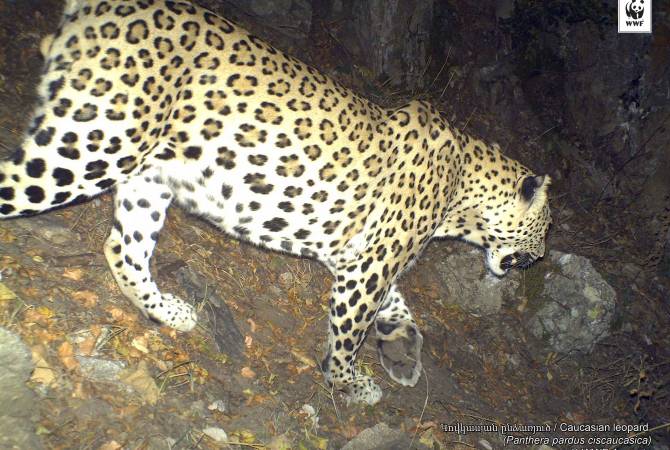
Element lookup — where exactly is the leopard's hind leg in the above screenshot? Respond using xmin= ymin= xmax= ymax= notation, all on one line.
xmin=104 ymin=166 xmax=197 ymax=331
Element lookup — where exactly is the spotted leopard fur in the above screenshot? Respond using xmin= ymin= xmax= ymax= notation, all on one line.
xmin=0 ymin=0 xmax=552 ymax=405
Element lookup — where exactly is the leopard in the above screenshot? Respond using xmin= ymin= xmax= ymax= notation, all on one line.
xmin=0 ymin=0 xmax=552 ymax=405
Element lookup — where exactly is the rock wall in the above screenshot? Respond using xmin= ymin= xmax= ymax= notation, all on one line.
xmin=200 ymin=0 xmax=434 ymax=90
xmin=350 ymin=0 xmax=433 ymax=89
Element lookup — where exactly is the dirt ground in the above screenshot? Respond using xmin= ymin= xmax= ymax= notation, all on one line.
xmin=0 ymin=1 xmax=668 ymax=449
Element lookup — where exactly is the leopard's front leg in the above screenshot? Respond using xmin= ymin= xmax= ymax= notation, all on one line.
xmin=320 ymin=250 xmax=396 ymax=405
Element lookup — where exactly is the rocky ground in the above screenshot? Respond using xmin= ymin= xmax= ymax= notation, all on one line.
xmin=1 ymin=1 xmax=669 ymax=449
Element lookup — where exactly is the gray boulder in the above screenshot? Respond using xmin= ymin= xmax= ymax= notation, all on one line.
xmin=0 ymin=327 xmax=43 ymax=449
xmin=436 ymin=248 xmax=520 ymax=315
xmin=528 ymin=251 xmax=616 ymax=353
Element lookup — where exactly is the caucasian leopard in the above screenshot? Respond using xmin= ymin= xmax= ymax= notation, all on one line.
xmin=0 ymin=0 xmax=552 ymax=404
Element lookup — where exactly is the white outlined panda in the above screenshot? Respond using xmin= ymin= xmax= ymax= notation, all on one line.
xmin=626 ymin=0 xmax=644 ymax=19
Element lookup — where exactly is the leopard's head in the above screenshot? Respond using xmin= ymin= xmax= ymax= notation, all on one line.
xmin=484 ymin=175 xmax=552 ymax=276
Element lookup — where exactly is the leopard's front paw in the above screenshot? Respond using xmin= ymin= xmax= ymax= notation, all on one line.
xmin=344 ymin=375 xmax=383 ymax=405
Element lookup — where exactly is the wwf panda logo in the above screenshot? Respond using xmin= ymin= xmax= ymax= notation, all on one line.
xmin=625 ymin=0 xmax=644 ymax=19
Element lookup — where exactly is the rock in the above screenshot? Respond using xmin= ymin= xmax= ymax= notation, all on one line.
xmin=341 ymin=423 xmax=426 ymax=450
xmin=174 ymin=266 xmax=245 ymax=358
xmin=16 ymin=215 xmax=80 ymax=246
xmin=528 ymin=251 xmax=616 ymax=353
xmin=247 ymin=0 xmax=292 ymax=15
xmin=222 ymin=0 xmax=312 ymax=40
xmin=351 ymin=0 xmax=433 ymax=89
xmin=202 ymin=427 xmax=228 ymax=442
xmin=76 ymin=356 xmax=126 ymax=383
xmin=207 ymin=399 xmax=228 ymax=413
xmin=118 ymin=361 xmax=160 ymax=405
xmin=0 ymin=327 xmax=43 ymax=449
xmin=436 ymin=249 xmax=520 ymax=314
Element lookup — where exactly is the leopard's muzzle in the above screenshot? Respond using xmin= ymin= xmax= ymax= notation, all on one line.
xmin=500 ymin=252 xmax=537 ymax=271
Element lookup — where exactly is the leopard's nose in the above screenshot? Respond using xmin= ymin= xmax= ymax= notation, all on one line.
xmin=500 ymin=253 xmax=518 ymax=270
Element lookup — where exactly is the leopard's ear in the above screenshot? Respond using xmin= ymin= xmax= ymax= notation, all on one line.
xmin=520 ymin=175 xmax=550 ymax=209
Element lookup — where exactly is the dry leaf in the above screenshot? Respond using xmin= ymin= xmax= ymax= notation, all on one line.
xmin=148 ymin=334 xmax=167 ymax=352
xmin=0 ymin=282 xmax=17 ymax=302
xmin=244 ymin=335 xmax=253 ymax=348
xmin=62 ymin=268 xmax=84 ymax=281
xmin=107 ymin=306 xmax=137 ymax=326
xmin=241 ymin=367 xmax=256 ymax=378
xmin=230 ymin=430 xmax=256 ymax=444
xmin=159 ymin=327 xmax=178 ymax=339
xmin=305 ymin=432 xmax=328 ymax=450
xmin=247 ymin=318 xmax=257 ymax=333
xmin=295 ymin=364 xmax=312 ymax=375
xmin=131 ymin=336 xmax=149 ymax=354
xmin=418 ymin=421 xmax=438 ymax=430
xmin=77 ymin=335 xmax=97 ymax=356
xmin=0 ymin=228 xmax=17 ymax=244
xmin=31 ymin=346 xmax=56 ymax=386
xmin=24 ymin=307 xmax=53 ymax=326
xmin=245 ymin=393 xmax=270 ymax=406
xmin=290 ymin=349 xmax=316 ymax=367
xmin=58 ymin=341 xmax=79 ymax=370
xmin=202 ymin=427 xmax=228 ymax=442
xmin=38 ymin=306 xmax=56 ymax=318
xmin=24 ymin=287 xmax=40 ymax=298
xmin=34 ymin=328 xmax=61 ymax=343
xmin=118 ymin=361 xmax=160 ymax=405
xmin=72 ymin=290 xmax=98 ymax=308
xmin=268 ymin=433 xmax=293 ymax=450
xmin=419 ymin=428 xmax=443 ymax=449
xmin=107 ymin=307 xmax=126 ymax=321
xmin=98 ymin=441 xmax=122 ymax=450
xmin=89 ymin=324 xmax=103 ymax=338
